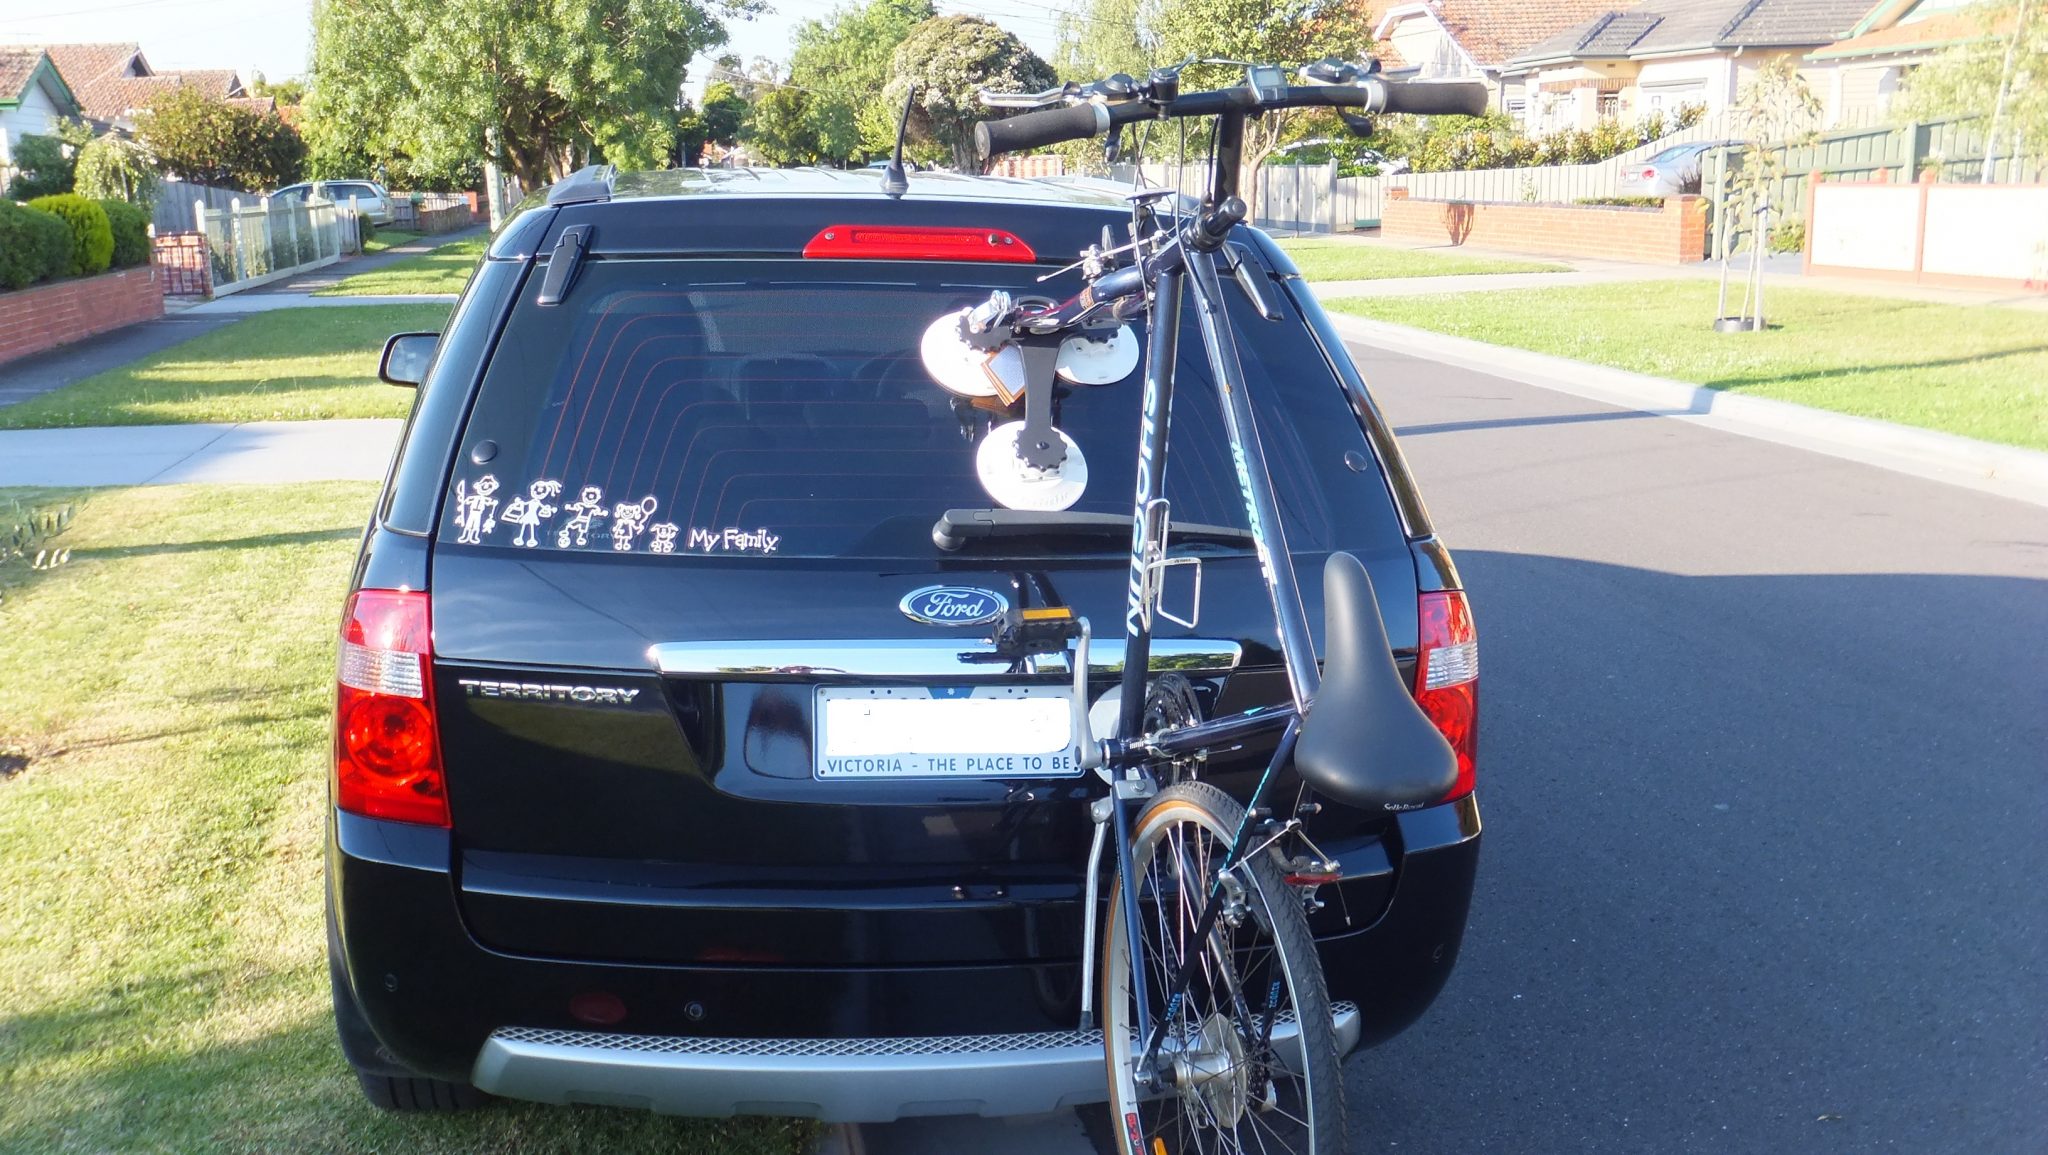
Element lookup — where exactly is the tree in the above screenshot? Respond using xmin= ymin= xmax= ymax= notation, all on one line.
xmin=304 ymin=0 xmax=744 ymax=191
xmin=1153 ymin=0 xmax=1367 ymax=216
xmin=1055 ymin=0 xmax=1156 ymax=83
xmin=1903 ymin=0 xmax=2046 ymax=173
xmin=251 ymin=72 xmax=308 ymax=106
xmin=788 ymin=0 xmax=935 ymax=163
xmin=701 ymin=81 xmax=750 ymax=149
xmin=3 ymin=118 xmax=90 ymax=199
xmin=884 ymin=14 xmax=1057 ymax=172
xmin=135 ymin=88 xmax=307 ymax=189
xmin=73 ymin=135 xmax=161 ymax=204
xmin=744 ymin=85 xmax=825 ymax=165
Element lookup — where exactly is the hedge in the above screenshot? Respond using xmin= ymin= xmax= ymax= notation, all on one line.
xmin=97 ymin=198 xmax=152 ymax=268
xmin=0 ymin=200 xmax=75 ymax=290
xmin=25 ymin=193 xmax=115 ymax=276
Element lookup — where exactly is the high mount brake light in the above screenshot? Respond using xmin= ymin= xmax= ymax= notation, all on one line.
xmin=802 ymin=225 xmax=1037 ymax=263
xmin=336 ymin=589 xmax=450 ymax=827
xmin=1415 ymin=590 xmax=1477 ymax=803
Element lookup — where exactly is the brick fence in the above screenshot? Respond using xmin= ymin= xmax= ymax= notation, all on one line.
xmin=0 ymin=266 xmax=165 ymax=368
xmin=1381 ymin=190 xmax=1708 ymax=264
xmin=414 ymin=204 xmax=476 ymax=235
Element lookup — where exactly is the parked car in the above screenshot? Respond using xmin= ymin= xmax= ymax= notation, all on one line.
xmin=1617 ymin=141 xmax=1740 ymax=198
xmin=272 ymin=179 xmax=396 ymax=225
xmin=328 ymin=165 xmax=1482 ymax=1119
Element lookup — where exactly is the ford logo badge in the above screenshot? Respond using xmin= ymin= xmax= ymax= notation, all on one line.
xmin=900 ymin=585 xmax=1009 ymax=628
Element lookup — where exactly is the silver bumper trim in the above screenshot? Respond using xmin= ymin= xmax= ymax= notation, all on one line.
xmin=471 ymin=1002 xmax=1359 ymax=1122
xmin=647 ymin=637 xmax=1243 ymax=681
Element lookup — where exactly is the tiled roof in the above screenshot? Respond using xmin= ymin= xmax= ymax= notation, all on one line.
xmin=1807 ymin=8 xmax=1996 ymax=57
xmin=1510 ymin=0 xmax=1878 ymax=66
xmin=81 ymin=69 xmax=243 ymax=118
xmin=0 ymin=48 xmax=41 ymax=100
xmin=39 ymin=42 xmax=141 ymax=87
xmin=1431 ymin=0 xmax=1622 ymax=66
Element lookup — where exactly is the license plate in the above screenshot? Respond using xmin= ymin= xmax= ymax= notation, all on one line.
xmin=814 ymin=685 xmax=1082 ymax=780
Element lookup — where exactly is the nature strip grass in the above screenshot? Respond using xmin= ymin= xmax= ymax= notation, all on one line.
xmin=1329 ymin=280 xmax=2048 ymax=452
xmin=0 ymin=305 xmax=451 ymax=429
xmin=316 ymin=237 xmax=488 ymax=297
xmin=1275 ymin=237 xmax=1568 ymax=281
xmin=0 ymin=482 xmax=817 ymax=1155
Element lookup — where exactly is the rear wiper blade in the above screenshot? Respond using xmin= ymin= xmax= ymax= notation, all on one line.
xmin=932 ymin=508 xmax=1252 ymax=552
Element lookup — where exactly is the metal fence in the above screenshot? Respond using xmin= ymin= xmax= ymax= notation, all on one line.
xmin=194 ymin=195 xmax=359 ymax=296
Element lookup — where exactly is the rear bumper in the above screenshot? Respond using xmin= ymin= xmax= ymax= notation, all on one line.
xmin=328 ymin=794 xmax=1478 ymax=1114
xmin=471 ymin=1005 xmax=1360 ymax=1121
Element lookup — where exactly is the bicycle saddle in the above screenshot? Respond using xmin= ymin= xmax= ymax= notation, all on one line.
xmin=1293 ymin=552 xmax=1458 ymax=811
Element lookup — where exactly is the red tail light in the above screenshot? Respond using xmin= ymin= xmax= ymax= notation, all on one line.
xmin=802 ymin=225 xmax=1036 ymax=262
xmin=1414 ymin=590 xmax=1478 ymax=803
xmin=336 ymin=589 xmax=449 ymax=827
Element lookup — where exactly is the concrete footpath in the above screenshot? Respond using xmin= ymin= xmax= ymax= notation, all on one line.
xmin=0 ymin=419 xmax=401 ymax=487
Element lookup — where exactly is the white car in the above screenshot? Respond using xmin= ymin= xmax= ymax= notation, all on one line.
xmin=271 ymin=179 xmax=396 ymax=225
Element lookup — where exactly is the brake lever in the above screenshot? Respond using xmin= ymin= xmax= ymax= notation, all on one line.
xmin=978 ymin=83 xmax=1077 ymax=109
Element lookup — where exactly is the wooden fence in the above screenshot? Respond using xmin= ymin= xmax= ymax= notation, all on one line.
xmin=152 ymin=179 xmax=242 ymax=234
xmin=194 ymin=195 xmax=359 ymax=296
xmin=1108 ymin=161 xmax=1385 ymax=233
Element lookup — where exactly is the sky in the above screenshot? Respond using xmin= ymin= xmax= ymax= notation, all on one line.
xmin=0 ymin=0 xmax=1067 ymax=95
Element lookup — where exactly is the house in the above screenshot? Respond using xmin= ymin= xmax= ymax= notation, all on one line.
xmin=0 ymin=48 xmax=81 ymax=183
xmin=1503 ymin=0 xmax=1875 ymax=131
xmin=1370 ymin=0 xmax=1621 ymax=119
xmin=37 ymin=43 xmax=249 ymax=130
xmin=1803 ymin=0 xmax=1997 ymax=127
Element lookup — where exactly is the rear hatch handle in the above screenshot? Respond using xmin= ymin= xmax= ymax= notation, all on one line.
xmin=647 ymin=637 xmax=1242 ymax=680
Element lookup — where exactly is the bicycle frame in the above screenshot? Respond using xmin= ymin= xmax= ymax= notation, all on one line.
xmin=1097 ymin=104 xmax=1330 ymax=1078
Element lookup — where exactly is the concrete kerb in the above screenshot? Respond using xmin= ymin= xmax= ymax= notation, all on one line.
xmin=1328 ymin=312 xmax=2048 ymax=510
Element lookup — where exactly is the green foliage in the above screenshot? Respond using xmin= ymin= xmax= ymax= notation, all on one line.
xmin=1056 ymin=0 xmax=1157 ymax=83
xmin=884 ymin=14 xmax=1058 ymax=172
xmin=1904 ymin=0 xmax=2048 ymax=161
xmin=357 ymin=214 xmax=377 ymax=249
xmin=304 ymin=0 xmax=741 ymax=191
xmin=251 ymin=73 xmax=308 ymax=105
xmin=788 ymin=0 xmax=936 ymax=162
xmin=0 ymin=202 xmax=71 ymax=289
xmin=25 ymin=194 xmax=114 ymax=276
xmin=743 ymin=85 xmax=826 ymax=166
xmin=1575 ymin=196 xmax=1665 ymax=207
xmin=701 ymin=81 xmax=750 ymax=148
xmin=72 ymin=135 xmax=162 ymax=204
xmin=1402 ymin=104 xmax=1707 ymax=172
xmin=4 ymin=132 xmax=77 ymax=199
xmin=1769 ymin=214 xmax=1806 ymax=254
xmin=97 ymin=199 xmax=152 ymax=268
xmin=1727 ymin=58 xmax=1820 ymax=228
xmin=135 ymin=87 xmax=307 ymax=189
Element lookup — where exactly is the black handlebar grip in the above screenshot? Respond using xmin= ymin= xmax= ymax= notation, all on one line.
xmin=976 ymin=104 xmax=1111 ymax=161
xmin=1377 ymin=81 xmax=1489 ymax=118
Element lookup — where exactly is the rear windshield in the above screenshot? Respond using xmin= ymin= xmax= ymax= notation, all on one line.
xmin=1646 ymin=145 xmax=1698 ymax=163
xmin=439 ymin=257 xmax=1397 ymax=560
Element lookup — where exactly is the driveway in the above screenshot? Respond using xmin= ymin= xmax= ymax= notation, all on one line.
xmin=867 ymin=337 xmax=2048 ymax=1154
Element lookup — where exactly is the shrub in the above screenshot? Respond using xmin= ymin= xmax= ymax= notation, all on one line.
xmin=356 ymin=213 xmax=376 ymax=248
xmin=1769 ymin=215 xmax=1806 ymax=254
xmin=98 ymin=199 xmax=152 ymax=268
xmin=3 ymin=133 xmax=76 ymax=200
xmin=73 ymin=135 xmax=161 ymax=205
xmin=0 ymin=202 xmax=75 ymax=289
xmin=1575 ymin=196 xmax=1664 ymax=208
xmin=26 ymin=194 xmax=115 ymax=276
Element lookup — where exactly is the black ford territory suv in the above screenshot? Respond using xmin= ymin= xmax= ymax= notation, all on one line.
xmin=329 ymin=166 xmax=1481 ymax=1120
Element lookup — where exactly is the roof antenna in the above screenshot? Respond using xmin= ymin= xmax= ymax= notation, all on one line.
xmin=883 ymin=84 xmax=915 ymax=199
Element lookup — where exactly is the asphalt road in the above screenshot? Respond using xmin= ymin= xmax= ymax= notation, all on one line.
xmin=865 ymin=338 xmax=2048 ymax=1155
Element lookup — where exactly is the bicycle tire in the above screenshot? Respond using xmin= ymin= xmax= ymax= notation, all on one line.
xmin=1100 ymin=779 xmax=1348 ymax=1154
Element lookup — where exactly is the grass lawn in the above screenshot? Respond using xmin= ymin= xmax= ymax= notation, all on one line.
xmin=360 ymin=228 xmax=423 ymax=255
xmin=317 ymin=236 xmax=486 ymax=296
xmin=1329 ymin=280 xmax=2048 ymax=451
xmin=0 ymin=305 xmax=448 ymax=429
xmin=1276 ymin=238 xmax=1569 ymax=281
xmin=0 ymin=483 xmax=817 ymax=1155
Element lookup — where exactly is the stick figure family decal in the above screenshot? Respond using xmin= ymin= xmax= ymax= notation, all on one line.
xmin=448 ymin=476 xmax=779 ymax=555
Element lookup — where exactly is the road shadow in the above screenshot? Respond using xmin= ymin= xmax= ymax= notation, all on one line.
xmin=1345 ymin=550 xmax=2048 ymax=1153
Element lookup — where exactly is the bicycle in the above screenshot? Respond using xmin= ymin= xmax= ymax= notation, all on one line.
xmin=917 ymin=59 xmax=1487 ymax=1154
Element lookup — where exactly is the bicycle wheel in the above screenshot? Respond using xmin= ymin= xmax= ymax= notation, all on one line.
xmin=1100 ymin=779 xmax=1347 ymax=1155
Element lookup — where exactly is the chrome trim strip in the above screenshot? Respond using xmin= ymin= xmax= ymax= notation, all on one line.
xmin=470 ymin=1003 xmax=1357 ymax=1122
xmin=647 ymin=637 xmax=1243 ymax=680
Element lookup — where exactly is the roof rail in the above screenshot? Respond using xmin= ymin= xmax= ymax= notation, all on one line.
xmin=546 ymin=165 xmax=617 ymax=206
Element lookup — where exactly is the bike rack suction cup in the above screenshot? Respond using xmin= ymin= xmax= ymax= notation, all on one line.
xmin=920 ymin=309 xmax=1002 ymax=398
xmin=976 ymin=420 xmax=1089 ymax=511
xmin=1056 ymin=324 xmax=1140 ymax=385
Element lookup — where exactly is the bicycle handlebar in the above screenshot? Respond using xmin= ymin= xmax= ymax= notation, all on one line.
xmin=974 ymin=78 xmax=1488 ymax=161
